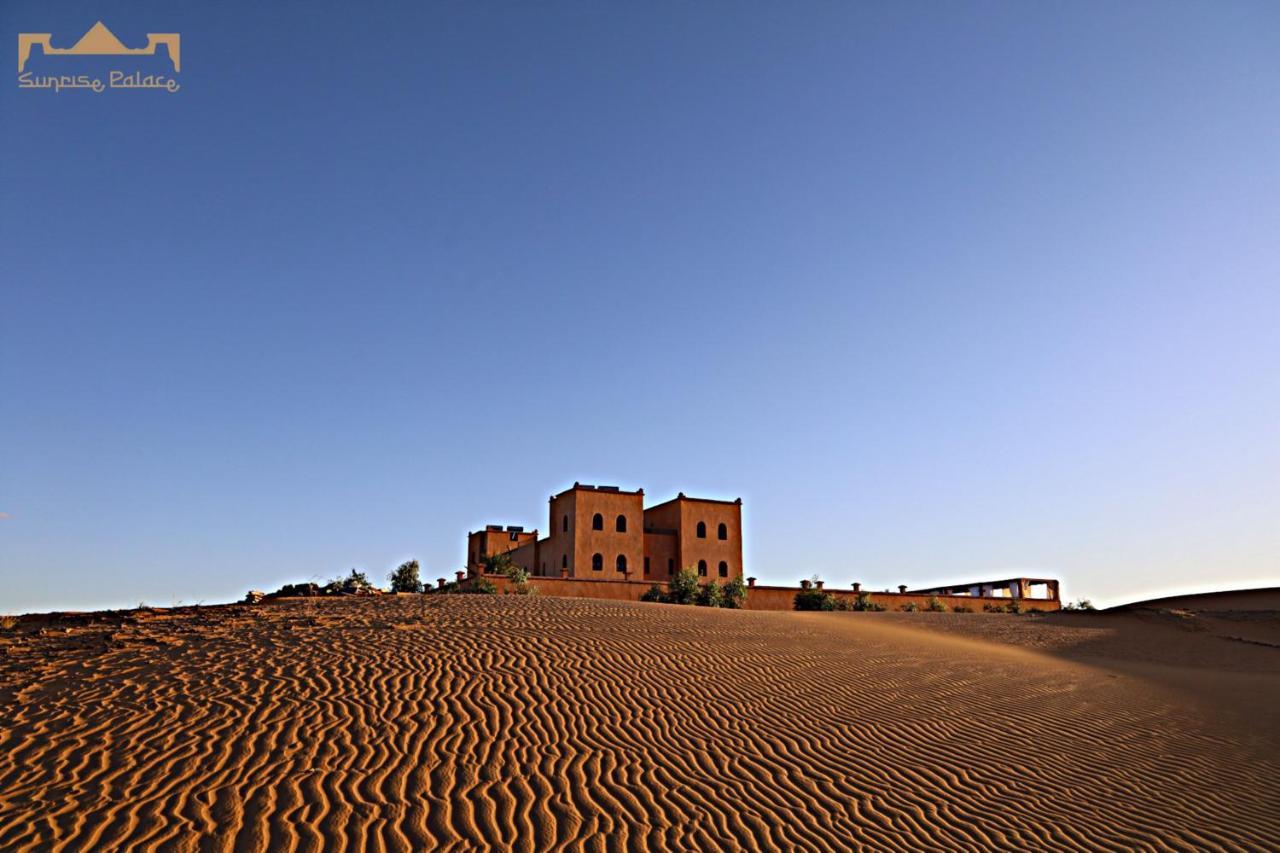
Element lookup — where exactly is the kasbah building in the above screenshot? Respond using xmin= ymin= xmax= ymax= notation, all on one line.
xmin=468 ymin=482 xmax=743 ymax=584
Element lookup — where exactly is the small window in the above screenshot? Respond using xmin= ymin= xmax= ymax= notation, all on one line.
xmin=668 ymin=558 xmax=674 ymax=575
xmin=561 ymin=554 xmax=567 ymax=569
xmin=616 ymin=554 xmax=627 ymax=572
xmin=696 ymin=521 xmax=707 ymax=538
xmin=592 ymin=513 xmax=604 ymax=531
xmin=718 ymin=561 xmax=728 ymax=578
xmin=541 ymin=562 xmax=546 ymax=574
xmin=616 ymin=514 xmax=627 ymax=532
xmin=644 ymin=557 xmax=650 ymax=574
xmin=592 ymin=553 xmax=603 ymax=571
xmin=698 ymin=559 xmax=707 ymax=577
xmin=563 ymin=515 xmax=568 ymax=532
xmin=718 ymin=523 xmax=728 ymax=540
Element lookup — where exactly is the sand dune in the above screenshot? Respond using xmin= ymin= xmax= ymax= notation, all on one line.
xmin=1 ymin=595 xmax=1276 ymax=850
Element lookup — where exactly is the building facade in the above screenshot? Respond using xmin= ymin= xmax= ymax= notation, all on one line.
xmin=466 ymin=482 xmax=744 ymax=584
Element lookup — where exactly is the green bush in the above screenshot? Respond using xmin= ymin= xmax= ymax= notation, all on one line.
xmin=852 ymin=592 xmax=886 ymax=612
xmin=952 ymin=604 xmax=972 ymax=613
xmin=1062 ymin=598 xmax=1096 ymax=612
xmin=795 ymin=588 xmax=836 ymax=611
xmin=482 ymin=552 xmax=515 ymax=576
xmin=901 ymin=602 xmax=919 ymax=612
xmin=982 ymin=602 xmax=1006 ymax=613
xmin=721 ymin=577 xmax=748 ymax=609
xmin=469 ymin=577 xmax=498 ymax=595
xmin=925 ymin=596 xmax=948 ymax=613
xmin=696 ymin=582 xmax=724 ymax=608
xmin=640 ymin=585 xmax=668 ymax=603
xmin=668 ymin=568 xmax=700 ymax=605
xmin=1007 ymin=598 xmax=1022 ymax=615
xmin=388 ymin=560 xmax=423 ymax=593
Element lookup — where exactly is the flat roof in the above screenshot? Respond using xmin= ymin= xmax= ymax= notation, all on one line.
xmin=907 ymin=577 xmax=1058 ymax=593
xmin=643 ymin=492 xmax=743 ymax=512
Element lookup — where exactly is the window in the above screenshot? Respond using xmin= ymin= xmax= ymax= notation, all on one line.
xmin=616 ymin=554 xmax=627 ymax=573
xmin=668 ymin=558 xmax=674 ymax=575
xmin=696 ymin=521 xmax=707 ymax=538
xmin=541 ymin=562 xmax=546 ymax=574
xmin=592 ymin=553 xmax=603 ymax=571
xmin=592 ymin=513 xmax=604 ymax=531
xmin=698 ymin=560 xmax=708 ymax=577
xmin=561 ymin=554 xmax=567 ymax=569
xmin=718 ymin=523 xmax=728 ymax=540
xmin=718 ymin=561 xmax=728 ymax=578
xmin=563 ymin=515 xmax=568 ymax=532
xmin=644 ymin=557 xmax=650 ymax=574
xmin=616 ymin=514 xmax=627 ymax=532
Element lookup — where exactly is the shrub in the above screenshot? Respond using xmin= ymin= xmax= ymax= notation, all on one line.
xmin=852 ymin=592 xmax=886 ymax=612
xmin=388 ymin=560 xmax=423 ymax=593
xmin=668 ymin=568 xmax=700 ymax=605
xmin=327 ymin=569 xmax=376 ymax=594
xmin=469 ymin=577 xmax=498 ymax=595
xmin=1007 ymin=598 xmax=1022 ymax=615
xmin=506 ymin=566 xmax=530 ymax=586
xmin=1062 ymin=598 xmax=1096 ymax=612
xmin=483 ymin=552 xmax=515 ymax=576
xmin=952 ymin=604 xmax=972 ymax=613
xmin=795 ymin=588 xmax=835 ymax=611
xmin=982 ymin=602 xmax=1006 ymax=613
xmin=925 ymin=596 xmax=948 ymax=612
xmin=721 ymin=577 xmax=748 ymax=609
xmin=696 ymin=582 xmax=725 ymax=608
xmin=901 ymin=602 xmax=919 ymax=612
xmin=640 ymin=585 xmax=668 ymax=603
xmin=0 ymin=615 xmax=17 ymax=631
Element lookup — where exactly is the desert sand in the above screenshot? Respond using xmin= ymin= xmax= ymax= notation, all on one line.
xmin=1 ymin=592 xmax=1277 ymax=850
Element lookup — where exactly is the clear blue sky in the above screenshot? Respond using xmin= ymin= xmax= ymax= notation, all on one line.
xmin=2 ymin=1 xmax=1277 ymax=613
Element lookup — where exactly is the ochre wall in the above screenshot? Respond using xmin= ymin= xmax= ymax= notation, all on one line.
xmin=571 ymin=489 xmax=645 ymax=579
xmin=677 ymin=499 xmax=743 ymax=581
xmin=464 ymin=576 xmax=1060 ymax=612
xmin=643 ymin=531 xmax=678 ymax=581
xmin=468 ymin=528 xmax=537 ymax=573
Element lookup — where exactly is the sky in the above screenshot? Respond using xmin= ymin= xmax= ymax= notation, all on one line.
xmin=2 ymin=1 xmax=1277 ymax=613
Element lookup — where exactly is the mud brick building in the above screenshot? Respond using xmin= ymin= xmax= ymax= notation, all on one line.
xmin=466 ymin=483 xmax=743 ymax=583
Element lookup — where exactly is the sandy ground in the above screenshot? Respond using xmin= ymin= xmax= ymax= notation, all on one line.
xmin=1 ymin=593 xmax=1276 ymax=850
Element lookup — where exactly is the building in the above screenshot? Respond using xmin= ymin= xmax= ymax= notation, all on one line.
xmin=466 ymin=482 xmax=744 ymax=584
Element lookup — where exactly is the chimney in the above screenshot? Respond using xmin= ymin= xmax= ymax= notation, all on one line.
xmin=800 ymin=579 xmax=812 ymax=590
xmin=437 ymin=578 xmax=446 ymax=590
xmin=815 ymin=580 xmax=825 ymax=590
xmin=852 ymin=582 xmax=862 ymax=593
xmin=747 ymin=577 xmax=756 ymax=588
xmin=456 ymin=570 xmax=466 ymax=584
xmin=898 ymin=585 xmax=907 ymax=594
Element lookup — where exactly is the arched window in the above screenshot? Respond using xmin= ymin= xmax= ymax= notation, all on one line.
xmin=592 ymin=513 xmax=603 ymax=530
xmin=616 ymin=554 xmax=627 ymax=572
xmin=718 ymin=561 xmax=728 ymax=578
xmin=698 ymin=560 xmax=708 ymax=577
xmin=561 ymin=554 xmax=567 ymax=569
xmin=718 ymin=523 xmax=728 ymax=540
xmin=563 ymin=515 xmax=569 ymax=532
xmin=615 ymin=514 xmax=627 ymax=532
xmin=592 ymin=553 xmax=603 ymax=571
xmin=696 ymin=521 xmax=707 ymax=538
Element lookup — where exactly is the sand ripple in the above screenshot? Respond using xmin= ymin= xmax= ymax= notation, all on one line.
xmin=1 ymin=596 xmax=1276 ymax=850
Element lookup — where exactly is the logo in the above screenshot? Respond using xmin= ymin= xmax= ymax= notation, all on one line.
xmin=17 ymin=21 xmax=180 ymax=92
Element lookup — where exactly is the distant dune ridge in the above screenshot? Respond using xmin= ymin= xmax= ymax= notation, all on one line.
xmin=1 ymin=594 xmax=1277 ymax=849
